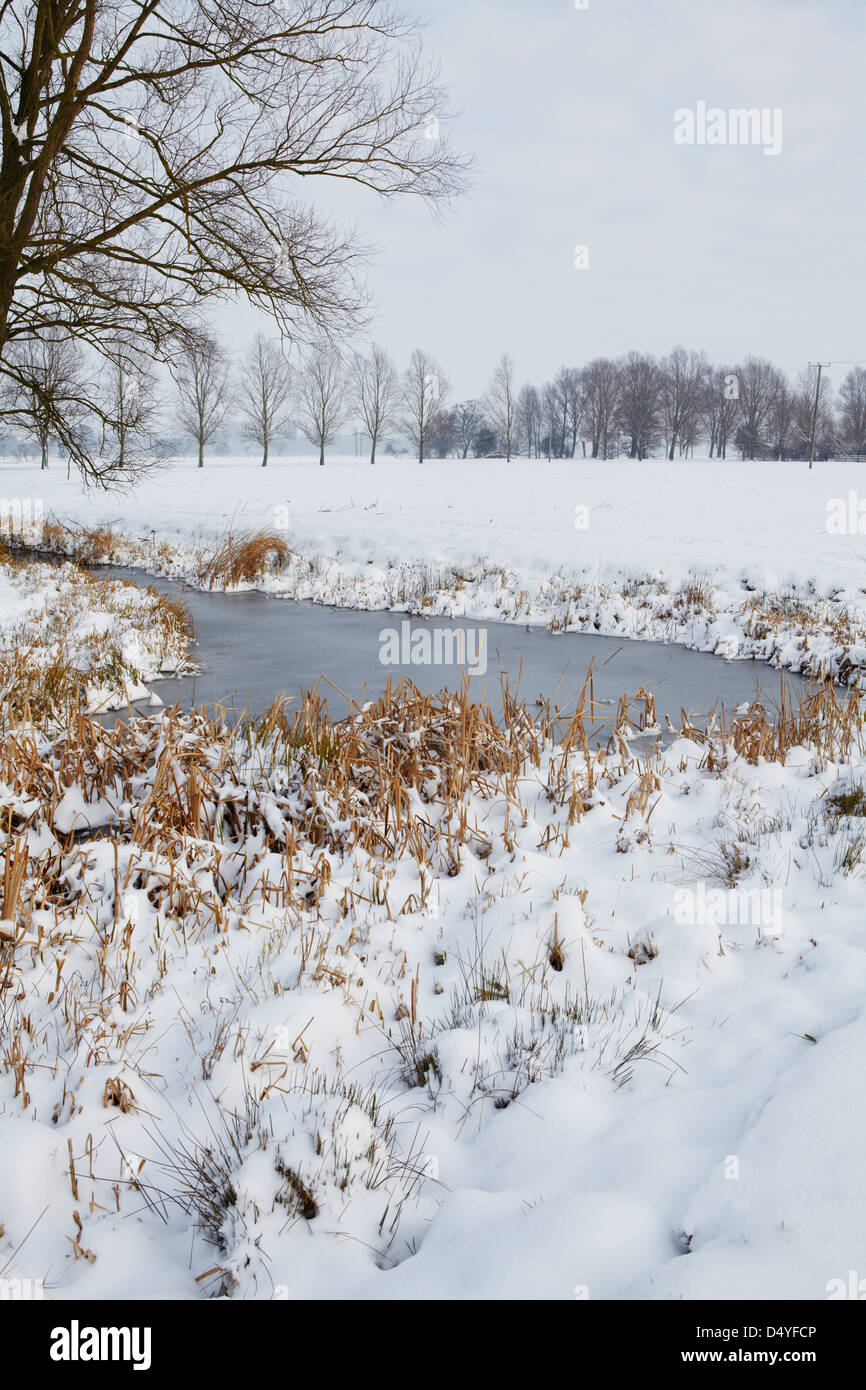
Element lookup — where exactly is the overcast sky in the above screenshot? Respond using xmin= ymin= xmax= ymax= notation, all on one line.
xmin=230 ymin=0 xmax=866 ymax=400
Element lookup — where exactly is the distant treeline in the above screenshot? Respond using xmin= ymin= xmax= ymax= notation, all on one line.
xmin=5 ymin=337 xmax=862 ymax=469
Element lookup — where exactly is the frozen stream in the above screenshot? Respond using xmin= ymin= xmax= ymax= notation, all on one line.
xmin=94 ymin=566 xmax=820 ymax=736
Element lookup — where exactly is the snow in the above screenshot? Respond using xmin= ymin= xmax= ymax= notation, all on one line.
xmin=1 ymin=702 xmax=864 ymax=1301
xmin=0 ymin=552 xmax=192 ymax=715
xmin=1 ymin=452 xmax=862 ymax=592
xmin=4 ymin=453 xmax=865 ymax=685
xmin=1 ymin=454 xmax=865 ymax=1303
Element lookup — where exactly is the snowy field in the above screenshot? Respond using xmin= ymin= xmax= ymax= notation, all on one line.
xmin=3 ymin=453 xmax=866 ymax=685
xmin=1 ymin=455 xmax=865 ymax=1304
xmin=3 ymin=453 xmax=865 ymax=594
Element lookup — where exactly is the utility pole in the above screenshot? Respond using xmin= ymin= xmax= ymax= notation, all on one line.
xmin=808 ymin=361 xmax=829 ymax=470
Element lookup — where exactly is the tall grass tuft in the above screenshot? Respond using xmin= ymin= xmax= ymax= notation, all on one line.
xmin=197 ymin=531 xmax=291 ymax=588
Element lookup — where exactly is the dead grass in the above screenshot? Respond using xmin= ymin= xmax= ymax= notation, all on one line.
xmin=6 ymin=518 xmax=120 ymax=565
xmin=725 ymin=681 xmax=863 ymax=766
xmin=0 ymin=653 xmax=859 ymax=1290
xmin=60 ymin=524 xmax=119 ymax=565
xmin=0 ymin=551 xmax=192 ymax=725
xmin=197 ymin=530 xmax=291 ymax=589
xmin=0 ymin=678 xmax=546 ymax=973
xmin=827 ymin=782 xmax=866 ymax=819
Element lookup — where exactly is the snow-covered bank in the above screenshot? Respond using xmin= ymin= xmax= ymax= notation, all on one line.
xmin=5 ymin=454 xmax=866 ymax=686
xmin=0 ymin=549 xmax=193 ymax=718
xmin=2 ymin=460 xmax=866 ymax=1305
xmin=0 ymin=681 xmax=864 ymax=1300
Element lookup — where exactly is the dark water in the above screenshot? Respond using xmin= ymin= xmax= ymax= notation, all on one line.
xmin=94 ymin=566 xmax=819 ymax=737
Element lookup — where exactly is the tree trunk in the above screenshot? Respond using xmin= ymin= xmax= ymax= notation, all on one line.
xmin=198 ymin=437 xmax=204 ymax=468
xmin=370 ymin=434 xmax=377 ymax=465
xmin=40 ymin=437 xmax=48 ymax=470
xmin=319 ymin=440 xmax=325 ymax=466
xmin=262 ymin=439 xmax=269 ymax=467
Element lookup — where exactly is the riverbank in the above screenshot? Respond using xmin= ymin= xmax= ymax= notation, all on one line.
xmin=4 ymin=454 xmax=865 ymax=688
xmin=1 ymin=670 xmax=864 ymax=1299
xmin=0 ymin=546 xmax=193 ymax=722
xmin=3 ymin=468 xmax=866 ymax=1303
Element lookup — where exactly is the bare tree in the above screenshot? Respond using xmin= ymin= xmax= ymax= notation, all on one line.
xmin=702 ymin=367 xmax=740 ymax=459
xmin=516 ymin=384 xmax=541 ymax=459
xmin=101 ymin=339 xmax=161 ymax=471
xmin=793 ymin=366 xmax=834 ymax=462
xmin=4 ymin=331 xmax=86 ymax=469
xmin=540 ymin=381 xmax=557 ymax=460
xmin=485 ymin=353 xmax=517 ymax=460
xmin=838 ymin=367 xmax=866 ymax=459
xmin=427 ymin=405 xmax=458 ymax=457
xmin=239 ymin=335 xmax=294 ymax=468
xmin=734 ymin=356 xmax=779 ymax=459
xmin=542 ymin=366 xmax=583 ymax=458
xmin=472 ymin=420 xmax=498 ymax=457
xmin=617 ymin=352 xmax=660 ymax=459
xmin=0 ymin=1 xmax=469 ymax=481
xmin=581 ymin=358 xmax=620 ymax=459
xmin=454 ymin=399 xmax=484 ymax=459
xmin=547 ymin=370 xmax=569 ymax=458
xmin=660 ymin=347 xmax=707 ymax=459
xmin=350 ymin=343 xmax=399 ymax=465
xmin=174 ymin=334 xmax=232 ymax=468
xmin=768 ymin=374 xmax=795 ymax=461
xmin=402 ymin=348 xmax=447 ymax=463
xmin=538 ymin=372 xmax=574 ymax=458
xmin=561 ymin=368 xmax=585 ymax=458
xmin=298 ymin=341 xmax=345 ymax=466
